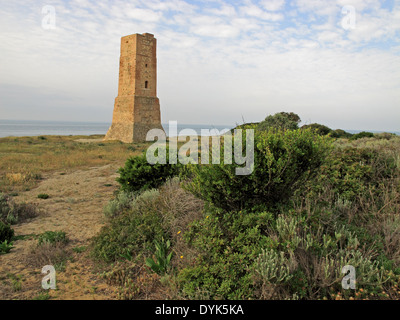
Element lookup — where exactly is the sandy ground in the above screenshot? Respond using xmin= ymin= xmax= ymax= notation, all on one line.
xmin=0 ymin=164 xmax=121 ymax=300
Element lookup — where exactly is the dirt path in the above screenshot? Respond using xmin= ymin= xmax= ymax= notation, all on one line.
xmin=0 ymin=164 xmax=122 ymax=300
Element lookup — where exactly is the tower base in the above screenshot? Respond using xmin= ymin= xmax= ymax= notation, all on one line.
xmin=104 ymin=95 xmax=165 ymax=143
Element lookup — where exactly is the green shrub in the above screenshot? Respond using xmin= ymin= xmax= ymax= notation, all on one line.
xmin=0 ymin=221 xmax=14 ymax=242
xmin=257 ymin=112 xmax=301 ymax=131
xmin=304 ymin=146 xmax=397 ymax=202
xmin=92 ymin=189 xmax=167 ymax=263
xmin=117 ymin=152 xmax=180 ymax=193
xmin=178 ymin=207 xmax=275 ymax=299
xmin=350 ymin=131 xmax=374 ymax=140
xmin=37 ymin=231 xmax=68 ymax=246
xmin=185 ymin=128 xmax=331 ymax=211
xmin=178 ymin=203 xmax=394 ymax=300
xmin=103 ymin=191 xmax=135 ymax=219
xmin=37 ymin=193 xmax=50 ymax=199
xmin=302 ymin=123 xmax=332 ymax=136
xmin=330 ymin=129 xmax=353 ymax=139
xmin=374 ymin=132 xmax=395 ymax=140
xmin=253 ymin=248 xmax=295 ymax=284
xmin=231 ymin=122 xmax=260 ymax=134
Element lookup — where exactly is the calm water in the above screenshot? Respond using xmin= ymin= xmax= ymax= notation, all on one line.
xmin=0 ymin=120 xmax=398 ymax=138
xmin=0 ymin=120 xmax=233 ymax=138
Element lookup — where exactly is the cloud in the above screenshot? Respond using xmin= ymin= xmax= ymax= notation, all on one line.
xmin=206 ymin=4 xmax=236 ymax=16
xmin=0 ymin=0 xmax=399 ymax=131
xmin=259 ymin=0 xmax=285 ymax=11
xmin=125 ymin=7 xmax=163 ymax=22
xmin=240 ymin=3 xmax=284 ymax=21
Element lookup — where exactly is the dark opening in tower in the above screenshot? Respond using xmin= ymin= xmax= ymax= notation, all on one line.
xmin=145 ymin=81 xmax=148 ymax=89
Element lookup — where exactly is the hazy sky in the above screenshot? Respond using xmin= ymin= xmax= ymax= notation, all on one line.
xmin=0 ymin=0 xmax=399 ymax=131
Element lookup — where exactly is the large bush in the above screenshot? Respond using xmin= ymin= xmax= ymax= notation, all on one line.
xmin=178 ymin=207 xmax=274 ymax=299
xmin=303 ymin=146 xmax=398 ymax=202
xmin=350 ymin=131 xmax=374 ymax=140
xmin=117 ymin=152 xmax=180 ymax=193
xmin=178 ymin=203 xmax=398 ymax=300
xmin=257 ymin=112 xmax=301 ymax=131
xmin=185 ymin=128 xmax=331 ymax=211
xmin=92 ymin=189 xmax=166 ymax=263
xmin=330 ymin=129 xmax=353 ymax=139
xmin=301 ymin=123 xmax=332 ymax=136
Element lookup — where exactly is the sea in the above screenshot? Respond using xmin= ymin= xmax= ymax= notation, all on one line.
xmin=0 ymin=119 xmax=234 ymax=138
xmin=0 ymin=119 xmax=398 ymax=138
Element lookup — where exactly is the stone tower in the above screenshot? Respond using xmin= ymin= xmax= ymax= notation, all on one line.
xmin=104 ymin=33 xmax=164 ymax=143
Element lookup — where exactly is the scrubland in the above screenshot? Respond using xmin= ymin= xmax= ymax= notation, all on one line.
xmin=1 ymin=120 xmax=400 ymax=300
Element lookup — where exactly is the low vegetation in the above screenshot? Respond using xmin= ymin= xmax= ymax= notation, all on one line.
xmin=92 ymin=178 xmax=204 ymax=299
xmin=1 ymin=114 xmax=399 ymax=300
xmin=92 ymin=112 xmax=400 ymax=300
xmin=0 ymin=135 xmax=148 ymax=193
xmin=26 ymin=230 xmax=71 ymax=271
xmin=117 ymin=152 xmax=181 ymax=193
xmin=0 ymin=191 xmax=40 ymax=256
xmin=0 ymin=192 xmax=39 ymax=225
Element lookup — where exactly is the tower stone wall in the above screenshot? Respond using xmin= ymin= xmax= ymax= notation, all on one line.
xmin=104 ymin=33 xmax=164 ymax=143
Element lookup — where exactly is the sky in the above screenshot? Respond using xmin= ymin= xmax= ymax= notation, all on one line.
xmin=0 ymin=0 xmax=399 ymax=131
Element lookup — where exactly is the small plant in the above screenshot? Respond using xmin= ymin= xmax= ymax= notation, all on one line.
xmin=103 ymin=190 xmax=135 ymax=218
xmin=119 ymin=251 xmax=134 ymax=261
xmin=37 ymin=193 xmax=50 ymax=199
xmin=33 ymin=291 xmax=51 ymax=300
xmin=27 ymin=242 xmax=71 ymax=271
xmin=254 ymin=249 xmax=295 ymax=284
xmin=0 ymin=221 xmax=14 ymax=242
xmin=0 ymin=193 xmax=39 ymax=225
xmin=6 ymin=273 xmax=23 ymax=291
xmin=0 ymin=240 xmax=14 ymax=255
xmin=38 ymin=231 xmax=68 ymax=246
xmin=145 ymin=238 xmax=173 ymax=275
xmin=72 ymin=246 xmax=87 ymax=253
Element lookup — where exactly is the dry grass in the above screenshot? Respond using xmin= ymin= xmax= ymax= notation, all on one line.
xmin=0 ymin=134 xmax=149 ymax=193
xmin=0 ymin=193 xmax=40 ymax=225
xmin=95 ymin=177 xmax=205 ymax=300
xmin=25 ymin=242 xmax=72 ymax=271
xmin=101 ymin=261 xmax=165 ymax=300
xmin=157 ymin=178 xmax=205 ymax=272
xmin=335 ymin=135 xmax=400 ymax=157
